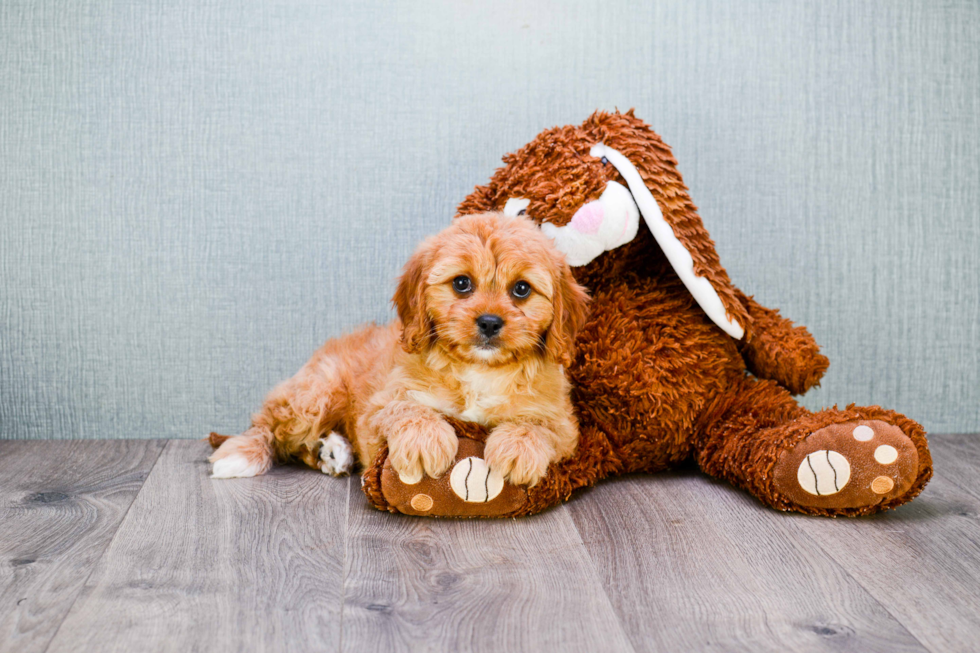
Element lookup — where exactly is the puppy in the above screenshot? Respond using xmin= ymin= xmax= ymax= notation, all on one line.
xmin=209 ymin=212 xmax=589 ymax=487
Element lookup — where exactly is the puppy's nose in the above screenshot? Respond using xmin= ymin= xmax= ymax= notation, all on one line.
xmin=476 ymin=314 xmax=504 ymax=338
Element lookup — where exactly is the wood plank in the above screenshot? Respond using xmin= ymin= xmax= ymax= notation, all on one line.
xmin=568 ymin=472 xmax=926 ymax=653
xmin=342 ymin=494 xmax=634 ymax=652
xmin=0 ymin=439 xmax=164 ymax=653
xmin=44 ymin=440 xmax=349 ymax=653
xmin=786 ymin=434 xmax=980 ymax=652
xmin=927 ymin=434 xmax=980 ymax=499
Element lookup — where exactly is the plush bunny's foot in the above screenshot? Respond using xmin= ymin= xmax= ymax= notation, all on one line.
xmin=371 ymin=436 xmax=529 ymax=518
xmin=361 ymin=417 xmax=611 ymax=519
xmin=772 ymin=420 xmax=920 ymax=511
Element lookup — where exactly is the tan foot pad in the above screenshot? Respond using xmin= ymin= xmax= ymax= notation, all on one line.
xmin=380 ymin=437 xmax=528 ymax=517
xmin=773 ymin=420 xmax=919 ymax=510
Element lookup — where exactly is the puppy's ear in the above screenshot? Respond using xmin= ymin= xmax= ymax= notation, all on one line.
xmin=545 ymin=261 xmax=590 ymax=366
xmin=393 ymin=242 xmax=434 ymax=354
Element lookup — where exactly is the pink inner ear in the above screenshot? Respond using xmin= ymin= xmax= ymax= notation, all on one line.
xmin=569 ymin=202 xmax=604 ymax=235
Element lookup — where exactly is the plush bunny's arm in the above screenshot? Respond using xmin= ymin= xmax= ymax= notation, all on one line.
xmin=737 ymin=293 xmax=829 ymax=395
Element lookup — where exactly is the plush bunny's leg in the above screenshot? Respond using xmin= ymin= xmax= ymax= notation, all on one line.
xmin=694 ymin=378 xmax=932 ymax=516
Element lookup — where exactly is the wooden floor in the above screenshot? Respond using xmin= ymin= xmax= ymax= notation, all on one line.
xmin=1 ymin=437 xmax=979 ymax=652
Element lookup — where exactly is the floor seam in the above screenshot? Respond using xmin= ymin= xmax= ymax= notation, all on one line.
xmin=39 ymin=439 xmax=169 ymax=653
xmin=560 ymin=503 xmax=639 ymax=653
xmin=338 ymin=473 xmax=352 ymax=653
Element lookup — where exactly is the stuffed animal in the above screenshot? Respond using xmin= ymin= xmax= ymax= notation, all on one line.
xmin=360 ymin=110 xmax=933 ymax=518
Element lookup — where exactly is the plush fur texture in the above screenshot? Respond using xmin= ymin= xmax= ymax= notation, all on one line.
xmin=209 ymin=213 xmax=588 ymax=488
xmin=360 ymin=110 xmax=932 ymax=518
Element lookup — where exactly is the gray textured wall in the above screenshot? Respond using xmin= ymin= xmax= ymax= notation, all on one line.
xmin=1 ymin=0 xmax=978 ymax=440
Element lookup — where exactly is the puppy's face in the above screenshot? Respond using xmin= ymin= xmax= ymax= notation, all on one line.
xmin=394 ymin=213 xmax=588 ymax=366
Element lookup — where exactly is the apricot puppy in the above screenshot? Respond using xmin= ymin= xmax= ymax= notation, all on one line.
xmin=209 ymin=212 xmax=589 ymax=487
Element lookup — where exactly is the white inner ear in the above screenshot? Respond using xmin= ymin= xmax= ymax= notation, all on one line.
xmin=503 ymin=198 xmax=530 ymax=217
xmin=589 ymin=144 xmax=744 ymax=339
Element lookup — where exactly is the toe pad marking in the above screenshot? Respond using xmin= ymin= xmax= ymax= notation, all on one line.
xmin=874 ymin=445 xmax=898 ymax=464
xmin=871 ymin=476 xmax=895 ymax=494
xmin=450 ymin=457 xmax=504 ymax=503
xmin=410 ymin=493 xmax=434 ymax=511
xmin=852 ymin=425 xmax=874 ymax=441
xmin=797 ymin=450 xmax=851 ymax=496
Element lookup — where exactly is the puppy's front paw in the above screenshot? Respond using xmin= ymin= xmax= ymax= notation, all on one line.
xmin=484 ymin=424 xmax=556 ymax=487
xmin=387 ymin=418 xmax=459 ymax=484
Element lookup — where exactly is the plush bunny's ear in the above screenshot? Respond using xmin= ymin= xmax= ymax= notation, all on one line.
xmin=590 ymin=143 xmax=744 ymax=339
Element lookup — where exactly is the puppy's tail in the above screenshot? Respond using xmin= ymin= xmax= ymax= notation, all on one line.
xmin=207 ymin=426 xmax=275 ymax=479
xmin=207 ymin=432 xmax=232 ymax=448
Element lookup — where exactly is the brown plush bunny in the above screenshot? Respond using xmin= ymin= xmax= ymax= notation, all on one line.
xmin=362 ymin=110 xmax=932 ymax=518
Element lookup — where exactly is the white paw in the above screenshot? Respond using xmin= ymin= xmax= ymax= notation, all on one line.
xmin=319 ymin=432 xmax=354 ymax=476
xmin=211 ymin=454 xmax=263 ymax=479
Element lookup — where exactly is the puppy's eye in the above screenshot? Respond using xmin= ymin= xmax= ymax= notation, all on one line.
xmin=517 ymin=208 xmax=527 ymax=216
xmin=452 ymin=276 xmax=473 ymax=293
xmin=600 ymin=156 xmax=609 ymax=166
xmin=512 ymin=280 xmax=531 ymax=299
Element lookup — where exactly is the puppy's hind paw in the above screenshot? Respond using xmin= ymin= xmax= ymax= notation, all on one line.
xmin=208 ymin=428 xmax=274 ymax=479
xmin=211 ymin=453 xmax=264 ymax=479
xmin=319 ymin=432 xmax=354 ymax=476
